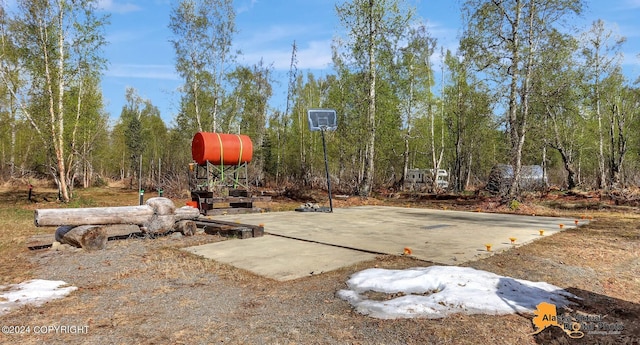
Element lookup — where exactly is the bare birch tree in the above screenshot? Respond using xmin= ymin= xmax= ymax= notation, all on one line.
xmin=335 ymin=0 xmax=413 ymax=196
xmin=0 ymin=0 xmax=107 ymax=201
xmin=462 ymin=0 xmax=582 ymax=199
xmin=169 ymin=0 xmax=236 ymax=133
xmin=581 ymin=19 xmax=626 ymax=189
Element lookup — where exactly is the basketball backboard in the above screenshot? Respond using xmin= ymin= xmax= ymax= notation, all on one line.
xmin=307 ymin=109 xmax=337 ymax=131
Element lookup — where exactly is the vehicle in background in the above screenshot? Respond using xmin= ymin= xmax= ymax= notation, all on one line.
xmin=404 ymin=168 xmax=449 ymax=191
xmin=486 ymin=164 xmax=547 ymax=195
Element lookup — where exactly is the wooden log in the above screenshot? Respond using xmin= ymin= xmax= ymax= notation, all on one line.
xmin=172 ymin=220 xmax=197 ymax=236
xmin=104 ymin=224 xmax=143 ymax=239
xmin=143 ymin=215 xmax=175 ymax=235
xmin=146 ymin=197 xmax=175 ymax=214
xmin=143 ymin=199 xmax=200 ymax=235
xmin=28 ymin=224 xmax=143 ymax=250
xmin=35 ymin=205 xmax=153 ymax=227
xmin=55 ymin=225 xmax=107 ymax=250
xmin=140 ymin=205 xmax=200 ymax=235
xmin=35 ymin=198 xmax=201 ymax=228
xmin=174 ymin=206 xmax=201 ymax=220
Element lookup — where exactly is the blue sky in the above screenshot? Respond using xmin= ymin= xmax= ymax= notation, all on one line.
xmin=98 ymin=0 xmax=640 ymax=125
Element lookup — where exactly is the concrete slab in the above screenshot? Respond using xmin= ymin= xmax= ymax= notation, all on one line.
xmin=212 ymin=206 xmax=584 ymax=265
xmin=184 ymin=235 xmax=377 ymax=281
xmin=185 ymin=206 xmax=586 ymax=280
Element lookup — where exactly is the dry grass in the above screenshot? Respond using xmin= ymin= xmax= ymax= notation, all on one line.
xmin=0 ymin=185 xmax=142 ymax=284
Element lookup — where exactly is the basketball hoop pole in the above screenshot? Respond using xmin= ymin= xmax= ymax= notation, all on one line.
xmin=307 ymin=109 xmax=336 ymax=213
xmin=321 ymin=127 xmax=333 ymax=212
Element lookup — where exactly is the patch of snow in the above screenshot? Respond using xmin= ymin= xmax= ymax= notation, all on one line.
xmin=337 ymin=266 xmax=577 ymax=319
xmin=0 ymin=279 xmax=77 ymax=316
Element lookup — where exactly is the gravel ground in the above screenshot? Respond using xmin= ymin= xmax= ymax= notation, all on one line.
xmin=0 ymin=215 xmax=638 ymax=345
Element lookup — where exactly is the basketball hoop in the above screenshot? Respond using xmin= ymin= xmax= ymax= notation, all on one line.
xmin=307 ymin=109 xmax=337 ymax=132
xmin=299 ymin=109 xmax=338 ymax=213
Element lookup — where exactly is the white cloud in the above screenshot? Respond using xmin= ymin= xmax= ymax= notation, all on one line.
xmin=240 ymin=39 xmax=333 ymax=71
xmin=424 ymin=20 xmax=459 ymax=42
xmin=296 ymin=40 xmax=334 ymax=70
xmin=622 ymin=53 xmax=640 ymax=73
xmin=97 ymin=0 xmax=142 ymax=14
xmin=237 ymin=0 xmax=259 ymax=14
xmin=235 ymin=21 xmax=334 ymax=71
xmin=240 ymin=24 xmax=307 ymax=48
xmin=623 ymin=0 xmax=640 ymax=9
xmin=105 ymin=29 xmax=146 ymax=45
xmin=106 ymin=64 xmax=179 ymax=80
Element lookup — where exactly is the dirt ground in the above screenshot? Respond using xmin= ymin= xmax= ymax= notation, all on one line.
xmin=0 ymin=186 xmax=638 ymax=344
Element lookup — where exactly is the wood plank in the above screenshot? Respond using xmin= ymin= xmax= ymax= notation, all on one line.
xmin=201 ymin=225 xmax=252 ymax=239
xmin=194 ymin=219 xmax=264 ymax=238
xmin=207 ymin=196 xmax=271 ymax=203
xmin=26 ymin=233 xmax=55 ymax=250
xmin=204 ymin=207 xmax=265 ymax=216
xmin=228 ymin=189 xmax=249 ymax=197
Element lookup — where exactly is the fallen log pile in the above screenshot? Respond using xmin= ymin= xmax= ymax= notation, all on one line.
xmin=29 ymin=197 xmax=264 ymax=251
xmin=34 ymin=197 xmax=200 ymax=232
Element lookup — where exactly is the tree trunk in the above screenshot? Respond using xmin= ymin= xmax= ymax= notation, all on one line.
xmin=454 ymin=133 xmax=463 ymax=193
xmin=56 ymin=3 xmax=70 ymax=203
xmin=506 ymin=2 xmax=523 ymax=200
xmin=401 ymin=67 xmax=414 ymax=192
xmin=609 ymin=103 xmax=627 ymax=188
xmin=594 ymin=48 xmax=606 ymax=190
xmin=55 ymin=225 xmax=107 ymax=250
xmin=35 ymin=198 xmax=200 ymax=227
xmin=359 ymin=2 xmax=377 ymax=197
xmin=558 ymin=149 xmax=577 ymax=190
xmin=401 ymin=135 xmax=409 ymax=191
xmin=192 ymin=73 xmax=203 ymax=132
xmin=36 ymin=205 xmax=154 ymax=227
xmin=9 ymin=96 xmax=16 ymax=178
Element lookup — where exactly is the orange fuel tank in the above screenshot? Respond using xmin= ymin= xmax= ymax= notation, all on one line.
xmin=191 ymin=132 xmax=253 ymax=166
